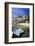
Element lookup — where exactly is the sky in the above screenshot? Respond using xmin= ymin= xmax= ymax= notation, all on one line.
xmin=12 ymin=8 xmax=29 ymax=18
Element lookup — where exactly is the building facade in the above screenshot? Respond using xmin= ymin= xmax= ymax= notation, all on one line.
xmin=15 ymin=15 xmax=29 ymax=23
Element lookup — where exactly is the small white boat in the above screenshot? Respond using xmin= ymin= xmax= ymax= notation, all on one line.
xmin=12 ymin=28 xmax=24 ymax=36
